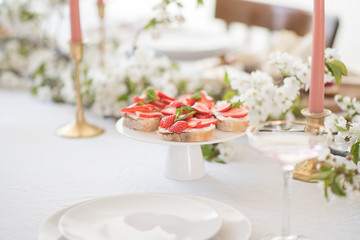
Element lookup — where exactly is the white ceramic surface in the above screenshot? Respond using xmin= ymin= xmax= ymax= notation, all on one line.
xmin=39 ymin=194 xmax=251 ymax=240
xmin=58 ymin=193 xmax=222 ymax=240
xmin=142 ymin=28 xmax=237 ymax=60
xmin=116 ymin=118 xmax=246 ymax=146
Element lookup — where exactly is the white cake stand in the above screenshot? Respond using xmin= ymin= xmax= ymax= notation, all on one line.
xmin=116 ymin=118 xmax=246 ymax=181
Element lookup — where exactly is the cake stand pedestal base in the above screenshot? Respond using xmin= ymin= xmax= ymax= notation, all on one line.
xmin=165 ymin=145 xmax=205 ymax=181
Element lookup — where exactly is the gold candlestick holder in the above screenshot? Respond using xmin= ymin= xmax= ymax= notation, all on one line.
xmin=97 ymin=2 xmax=105 ymax=68
xmin=56 ymin=41 xmax=104 ymax=138
xmin=292 ymin=108 xmax=332 ymax=182
xmin=97 ymin=2 xmax=105 ymax=20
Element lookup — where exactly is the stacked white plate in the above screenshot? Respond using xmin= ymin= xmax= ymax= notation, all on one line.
xmin=39 ymin=193 xmax=251 ymax=240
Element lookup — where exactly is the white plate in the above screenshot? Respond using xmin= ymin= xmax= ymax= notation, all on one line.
xmin=58 ymin=193 xmax=222 ymax=240
xmin=39 ymin=194 xmax=251 ymax=240
xmin=116 ymin=118 xmax=246 ymax=146
xmin=142 ymin=28 xmax=236 ymax=60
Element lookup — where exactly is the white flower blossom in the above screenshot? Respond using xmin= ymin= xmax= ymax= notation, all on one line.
xmin=217 ymin=141 xmax=238 ymax=163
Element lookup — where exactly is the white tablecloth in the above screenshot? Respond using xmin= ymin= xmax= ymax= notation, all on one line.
xmin=1 ymin=90 xmax=359 ymax=240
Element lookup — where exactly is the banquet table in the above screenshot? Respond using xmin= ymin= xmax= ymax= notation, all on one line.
xmin=1 ymin=89 xmax=360 ymax=240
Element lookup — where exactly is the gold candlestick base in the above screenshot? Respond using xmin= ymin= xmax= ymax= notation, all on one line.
xmin=56 ymin=121 xmax=104 ymax=138
xmin=292 ymin=108 xmax=332 ymax=182
xmin=56 ymin=41 xmax=104 ymax=138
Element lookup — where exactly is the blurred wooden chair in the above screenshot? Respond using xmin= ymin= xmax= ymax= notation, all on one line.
xmin=215 ymin=0 xmax=339 ymax=47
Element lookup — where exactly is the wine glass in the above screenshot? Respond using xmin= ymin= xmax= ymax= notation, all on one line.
xmin=246 ymin=120 xmax=332 ymax=240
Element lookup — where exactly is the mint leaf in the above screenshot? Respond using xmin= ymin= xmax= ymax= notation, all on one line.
xmin=223 ymin=90 xmax=236 ymax=101
xmin=350 ymin=141 xmax=360 ymax=165
xmin=175 ymin=106 xmax=194 ymax=118
xmin=137 ymin=101 xmax=145 ymax=105
xmin=190 ymin=93 xmax=202 ymax=99
xmin=146 ymin=89 xmax=157 ymax=100
xmin=230 ymin=100 xmax=244 ymax=109
xmin=176 ymin=111 xmax=196 ymax=121
xmin=326 ymin=60 xmax=348 ymax=85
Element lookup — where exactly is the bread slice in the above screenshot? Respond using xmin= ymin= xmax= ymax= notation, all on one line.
xmin=157 ymin=125 xmax=215 ymax=142
xmin=216 ymin=117 xmax=249 ymax=132
xmin=123 ymin=113 xmax=161 ymax=132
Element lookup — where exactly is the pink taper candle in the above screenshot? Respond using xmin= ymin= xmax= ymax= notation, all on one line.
xmin=97 ymin=0 xmax=104 ymax=4
xmin=309 ymin=0 xmax=325 ymax=114
xmin=69 ymin=0 xmax=82 ymax=42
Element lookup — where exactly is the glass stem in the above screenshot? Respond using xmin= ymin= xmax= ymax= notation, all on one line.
xmin=282 ymin=170 xmax=292 ymax=237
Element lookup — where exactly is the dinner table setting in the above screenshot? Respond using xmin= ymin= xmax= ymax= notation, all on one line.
xmin=1 ymin=0 xmax=360 ymax=240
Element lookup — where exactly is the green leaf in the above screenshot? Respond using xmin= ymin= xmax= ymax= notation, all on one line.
xmin=222 ymin=90 xmax=236 ymax=101
xmin=144 ymin=18 xmax=158 ymax=29
xmin=176 ymin=111 xmax=196 ymax=121
xmin=230 ymin=100 xmax=244 ymax=109
xmin=175 ymin=106 xmax=194 ymax=118
xmin=178 ymin=81 xmax=187 ymax=93
xmin=336 ymin=125 xmax=348 ymax=133
xmin=350 ymin=141 xmax=360 ymax=165
xmin=171 ymin=62 xmax=180 ymax=71
xmin=145 ymin=89 xmax=157 ymax=102
xmin=320 ymin=166 xmax=332 ymax=172
xmin=224 ymin=71 xmax=230 ymax=87
xmin=137 ymin=101 xmax=145 ymax=105
xmin=177 ymin=2 xmax=183 ymax=8
xmin=201 ymin=145 xmax=215 ymax=160
xmin=117 ymin=93 xmax=129 ymax=102
xmin=31 ymin=86 xmax=38 ymax=95
xmin=125 ymin=77 xmax=137 ymax=94
xmin=326 ymin=60 xmax=348 ymax=85
xmin=214 ymin=157 xmax=226 ymax=164
xmin=33 ymin=63 xmax=46 ymax=78
xmin=324 ymin=180 xmax=330 ymax=199
xmin=190 ymin=93 xmax=202 ymax=99
xmin=311 ymin=170 xmax=334 ymax=180
xmin=330 ymin=178 xmax=346 ymax=197
xmin=197 ymin=0 xmax=204 ymax=6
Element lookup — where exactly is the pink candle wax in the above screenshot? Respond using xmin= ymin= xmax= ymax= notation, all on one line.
xmin=309 ymin=0 xmax=325 ymax=114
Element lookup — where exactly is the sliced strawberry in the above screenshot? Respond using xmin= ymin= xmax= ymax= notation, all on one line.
xmin=156 ymin=91 xmax=176 ymax=101
xmin=192 ymin=102 xmax=211 ymax=114
xmin=149 ymin=100 xmax=166 ymax=109
xmin=169 ymin=101 xmax=186 ymax=109
xmin=121 ymin=104 xmax=156 ymax=113
xmin=137 ymin=112 xmax=162 ymax=118
xmin=201 ymin=90 xmax=213 ymax=102
xmin=214 ymin=102 xmax=231 ymax=112
xmin=133 ymin=96 xmax=144 ymax=103
xmin=159 ymin=115 xmax=176 ymax=128
xmin=161 ymin=98 xmax=173 ymax=105
xmin=187 ymin=119 xmax=201 ymax=128
xmin=168 ymin=121 xmax=188 ymax=133
xmin=193 ymin=118 xmax=218 ymax=128
xmin=195 ymin=112 xmax=214 ymax=119
xmin=161 ymin=107 xmax=176 ymax=115
xmin=221 ymin=107 xmax=248 ymax=118
xmin=186 ymin=98 xmax=197 ymax=106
